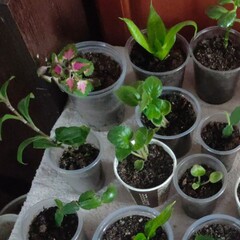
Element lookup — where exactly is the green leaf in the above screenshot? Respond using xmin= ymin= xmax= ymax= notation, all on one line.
xmin=236 ymin=0 xmax=240 ymax=6
xmin=222 ymin=125 xmax=233 ymax=137
xmin=120 ymin=18 xmax=152 ymax=53
xmin=133 ymin=233 xmax=147 ymax=240
xmin=17 ymin=93 xmax=35 ymax=126
xmin=55 ymin=199 xmax=64 ymax=209
xmin=219 ymin=0 xmax=233 ymax=4
xmin=190 ymin=164 xmax=206 ymax=177
xmin=142 ymin=76 xmax=163 ymax=99
xmin=144 ymin=103 xmax=161 ymax=121
xmin=0 ymin=114 xmax=19 ymax=140
xmin=217 ymin=11 xmax=237 ymax=28
xmin=230 ymin=106 xmax=240 ymax=125
xmin=139 ymin=91 xmax=152 ymax=112
xmin=209 ymin=171 xmax=223 ymax=183
xmin=147 ymin=3 xmax=166 ymax=49
xmin=61 ymin=201 xmax=79 ymax=215
xmin=116 ymin=147 xmax=132 ymax=161
xmin=134 ymin=160 xmax=144 ymax=171
xmin=55 ymin=209 xmax=64 ymax=227
xmin=33 ymin=138 xmax=57 ymax=149
xmin=78 ymin=193 xmax=102 ymax=210
xmin=55 ymin=125 xmax=90 ymax=147
xmin=101 ymin=185 xmax=118 ymax=203
xmin=115 ymin=86 xmax=140 ymax=106
xmin=152 ymin=116 xmax=163 ymax=127
xmin=159 ymin=99 xmax=172 ymax=116
xmin=206 ymin=6 xmax=228 ymax=20
xmin=0 ymin=76 xmax=15 ymax=100
xmin=133 ymin=127 xmax=150 ymax=150
xmin=192 ymin=182 xmax=200 ymax=190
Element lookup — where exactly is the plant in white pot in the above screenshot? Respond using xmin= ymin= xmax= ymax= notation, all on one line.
xmin=38 ymin=42 xmax=126 ymax=131
xmin=0 ymin=77 xmax=104 ymax=192
xmin=121 ymin=3 xmax=197 ymax=86
xmin=107 ymin=125 xmax=177 ymax=207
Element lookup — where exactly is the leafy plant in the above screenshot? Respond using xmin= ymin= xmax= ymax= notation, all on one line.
xmin=55 ymin=184 xmax=117 ymax=227
xmin=133 ymin=201 xmax=175 ymax=240
xmin=107 ymin=126 xmax=155 ymax=171
xmin=190 ymin=164 xmax=223 ymax=190
xmin=222 ymin=106 xmax=240 ymax=137
xmin=195 ymin=235 xmax=216 ymax=240
xmin=206 ymin=0 xmax=240 ymax=47
xmin=116 ymin=76 xmax=171 ymax=128
xmin=37 ymin=44 xmax=99 ymax=97
xmin=120 ymin=3 xmax=197 ymax=60
xmin=0 ymin=77 xmax=92 ymax=164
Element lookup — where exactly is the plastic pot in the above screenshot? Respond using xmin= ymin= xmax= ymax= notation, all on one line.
xmin=235 ymin=176 xmax=240 ymax=216
xmin=173 ymin=154 xmax=228 ymax=219
xmin=92 ymin=205 xmax=174 ymax=240
xmin=59 ymin=41 xmax=127 ymax=131
xmin=0 ymin=214 xmax=18 ymax=240
xmin=113 ymin=139 xmax=177 ymax=207
xmin=182 ymin=214 xmax=240 ymax=240
xmin=196 ymin=112 xmax=240 ymax=171
xmin=126 ymin=31 xmax=190 ymax=87
xmin=136 ymin=87 xmax=201 ymax=159
xmin=46 ymin=131 xmax=104 ymax=193
xmin=190 ymin=26 xmax=240 ymax=104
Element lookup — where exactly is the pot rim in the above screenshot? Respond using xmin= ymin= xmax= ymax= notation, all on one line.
xmin=235 ymin=176 xmax=240 ymax=210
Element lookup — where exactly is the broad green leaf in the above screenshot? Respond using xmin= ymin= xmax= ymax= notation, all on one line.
xmin=152 ymin=116 xmax=163 ymax=127
xmin=209 ymin=171 xmax=223 ymax=183
xmin=230 ymin=106 xmax=240 ymax=125
xmin=55 ymin=125 xmax=90 ymax=147
xmin=222 ymin=125 xmax=233 ymax=137
xmin=160 ymin=100 xmax=171 ymax=116
xmin=71 ymin=82 xmax=93 ymax=97
xmin=101 ymin=185 xmax=117 ymax=203
xmin=219 ymin=0 xmax=233 ymax=4
xmin=58 ymin=43 xmax=77 ymax=60
xmin=33 ymin=138 xmax=57 ymax=149
xmin=55 ymin=199 xmax=64 ymax=209
xmin=116 ymin=147 xmax=132 ymax=161
xmin=139 ymin=91 xmax=152 ymax=112
xmin=190 ymin=164 xmax=206 ymax=177
xmin=115 ymin=86 xmax=140 ymax=106
xmin=147 ymin=3 xmax=166 ymax=49
xmin=120 ymin=18 xmax=152 ymax=53
xmin=192 ymin=182 xmax=200 ymax=190
xmin=78 ymin=196 xmax=101 ymax=210
xmin=107 ymin=126 xmax=133 ymax=149
xmin=17 ymin=93 xmax=35 ymax=126
xmin=146 ymin=129 xmax=155 ymax=145
xmin=142 ymin=76 xmax=163 ymax=99
xmin=0 ymin=114 xmax=19 ymax=140
xmin=218 ymin=11 xmax=237 ymax=28
xmin=236 ymin=0 xmax=240 ymax=7
xmin=133 ymin=127 xmax=149 ymax=150
xmin=145 ymin=201 xmax=175 ymax=239
xmin=62 ymin=201 xmax=79 ymax=215
xmin=0 ymin=76 xmax=15 ymax=100
xmin=134 ymin=160 xmax=144 ymax=171
xmin=144 ymin=103 xmax=161 ymax=120
xmin=133 ymin=233 xmax=147 ymax=240
xmin=206 ymin=6 xmax=228 ymax=20
xmin=55 ymin=209 xmax=64 ymax=227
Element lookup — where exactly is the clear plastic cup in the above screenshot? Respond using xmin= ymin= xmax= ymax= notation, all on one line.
xmin=235 ymin=176 xmax=240 ymax=216
xmin=0 ymin=214 xmax=18 ymax=240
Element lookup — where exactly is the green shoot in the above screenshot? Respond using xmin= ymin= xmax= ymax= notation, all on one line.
xmin=195 ymin=235 xmax=216 ymax=240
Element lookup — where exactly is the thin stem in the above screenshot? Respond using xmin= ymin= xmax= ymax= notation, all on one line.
xmin=224 ymin=28 xmax=230 ymax=48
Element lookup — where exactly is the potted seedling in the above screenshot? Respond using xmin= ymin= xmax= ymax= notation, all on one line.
xmin=182 ymin=214 xmax=240 ymax=240
xmin=121 ymin=2 xmax=197 ymax=86
xmin=116 ymin=76 xmax=201 ymax=158
xmin=173 ymin=154 xmax=227 ymax=219
xmin=190 ymin=0 xmax=240 ymax=104
xmin=197 ymin=106 xmax=240 ymax=171
xmin=93 ymin=201 xmax=175 ymax=239
xmin=107 ymin=125 xmax=177 ymax=207
xmin=20 ymin=184 xmax=117 ymax=240
xmin=38 ymin=42 xmax=126 ymax=131
xmin=0 ymin=77 xmax=104 ymax=192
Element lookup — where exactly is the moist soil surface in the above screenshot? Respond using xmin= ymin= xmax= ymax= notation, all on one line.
xmin=201 ymin=122 xmax=240 ymax=151
xmin=79 ymin=52 xmax=121 ymax=91
xmin=189 ymin=223 xmax=240 ymax=240
xmin=194 ymin=36 xmax=240 ymax=71
xmin=117 ymin=143 xmax=173 ymax=189
xmin=178 ymin=164 xmax=222 ymax=199
xmin=59 ymin=144 xmax=99 ymax=170
xmin=130 ymin=41 xmax=186 ymax=72
xmin=102 ymin=215 xmax=167 ymax=240
xmin=141 ymin=93 xmax=196 ymax=136
xmin=28 ymin=206 xmax=78 ymax=240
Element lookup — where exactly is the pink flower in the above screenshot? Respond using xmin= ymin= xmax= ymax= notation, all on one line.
xmin=63 ymin=48 xmax=75 ymax=60
xmin=53 ymin=64 xmax=62 ymax=75
xmin=72 ymin=62 xmax=86 ymax=71
xmin=77 ymin=80 xmax=87 ymax=94
xmin=66 ymin=77 xmax=74 ymax=91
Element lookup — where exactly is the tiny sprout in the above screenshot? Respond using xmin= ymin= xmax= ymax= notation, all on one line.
xmin=190 ymin=164 xmax=223 ymax=190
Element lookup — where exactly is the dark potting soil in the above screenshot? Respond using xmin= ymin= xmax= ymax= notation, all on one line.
xmin=141 ymin=93 xmax=196 ymax=136
xmin=28 ymin=206 xmax=78 ymax=240
xmin=79 ymin=52 xmax=121 ymax=91
xmin=189 ymin=223 xmax=240 ymax=240
xmin=59 ymin=143 xmax=99 ymax=170
xmin=130 ymin=41 xmax=186 ymax=72
xmin=117 ymin=144 xmax=173 ymax=189
xmin=194 ymin=36 xmax=240 ymax=71
xmin=201 ymin=122 xmax=240 ymax=151
xmin=178 ymin=164 xmax=222 ymax=199
xmin=102 ymin=215 xmax=167 ymax=240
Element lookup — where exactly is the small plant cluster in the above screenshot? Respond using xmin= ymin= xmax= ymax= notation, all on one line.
xmin=222 ymin=106 xmax=240 ymax=137
xmin=54 ymin=184 xmax=117 ymax=227
xmin=206 ymin=0 xmax=240 ymax=47
xmin=121 ymin=3 xmax=197 ymax=60
xmin=0 ymin=77 xmax=92 ymax=164
xmin=190 ymin=164 xmax=223 ymax=190
xmin=37 ymin=44 xmax=97 ymax=97
xmin=107 ymin=126 xmax=155 ymax=171
xmin=133 ymin=201 xmax=175 ymax=240
xmin=116 ymin=76 xmax=171 ymax=128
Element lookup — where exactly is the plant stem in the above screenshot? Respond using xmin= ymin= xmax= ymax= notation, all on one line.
xmin=224 ymin=28 xmax=230 ymax=48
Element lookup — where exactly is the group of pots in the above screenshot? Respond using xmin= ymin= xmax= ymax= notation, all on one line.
xmin=18 ymin=25 xmax=240 ymax=239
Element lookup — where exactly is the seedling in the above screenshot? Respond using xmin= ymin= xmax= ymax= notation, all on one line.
xmin=55 ymin=184 xmax=117 ymax=227
xmin=222 ymin=106 xmax=240 ymax=137
xmin=0 ymin=77 xmax=92 ymax=164
xmin=206 ymin=0 xmax=240 ymax=47
xmin=190 ymin=164 xmax=223 ymax=190
xmin=120 ymin=3 xmax=197 ymax=60
xmin=195 ymin=235 xmax=216 ymax=240
xmin=107 ymin=126 xmax=155 ymax=171
xmin=116 ymin=76 xmax=171 ymax=128
xmin=133 ymin=201 xmax=175 ymax=240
